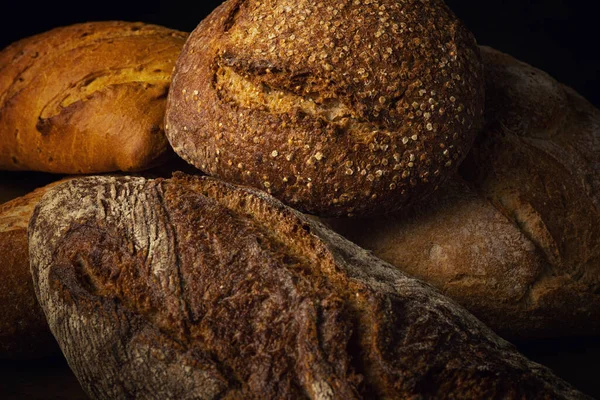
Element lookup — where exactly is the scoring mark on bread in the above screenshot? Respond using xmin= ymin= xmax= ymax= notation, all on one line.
xmin=213 ymin=61 xmax=411 ymax=143
xmin=222 ymin=0 xmax=248 ymax=33
xmin=36 ymin=67 xmax=172 ymax=131
xmin=0 ymin=25 xmax=185 ymax=109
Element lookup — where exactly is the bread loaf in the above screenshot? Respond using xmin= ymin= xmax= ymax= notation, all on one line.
xmin=0 ymin=21 xmax=187 ymax=174
xmin=29 ymin=174 xmax=591 ymax=399
xmin=165 ymin=0 xmax=484 ymax=217
xmin=0 ymin=157 xmax=198 ymax=358
xmin=327 ymin=46 xmax=600 ymax=339
xmin=0 ymin=180 xmax=67 ymax=359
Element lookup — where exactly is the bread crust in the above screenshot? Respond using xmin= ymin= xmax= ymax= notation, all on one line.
xmin=0 ymin=180 xmax=68 ymax=359
xmin=165 ymin=0 xmax=484 ymax=217
xmin=327 ymin=46 xmax=600 ymax=339
xmin=0 ymin=21 xmax=187 ymax=173
xmin=29 ymin=174 xmax=590 ymax=399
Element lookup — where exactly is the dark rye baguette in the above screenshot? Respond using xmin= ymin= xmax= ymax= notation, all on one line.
xmin=0 ymin=21 xmax=187 ymax=174
xmin=326 ymin=46 xmax=600 ymax=339
xmin=0 ymin=159 xmax=198 ymax=359
xmin=29 ymin=174 xmax=590 ymax=399
xmin=165 ymin=0 xmax=484 ymax=217
xmin=0 ymin=180 xmax=68 ymax=359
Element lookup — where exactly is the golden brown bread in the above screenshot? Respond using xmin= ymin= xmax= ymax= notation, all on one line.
xmin=29 ymin=174 xmax=591 ymax=399
xmin=0 ymin=180 xmax=68 ymax=359
xmin=165 ymin=0 xmax=484 ymax=217
xmin=326 ymin=46 xmax=600 ymax=339
xmin=0 ymin=21 xmax=187 ymax=174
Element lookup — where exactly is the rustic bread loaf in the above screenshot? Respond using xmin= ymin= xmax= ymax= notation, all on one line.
xmin=29 ymin=174 xmax=591 ymax=399
xmin=0 ymin=180 xmax=68 ymax=359
xmin=165 ymin=0 xmax=484 ymax=217
xmin=0 ymin=21 xmax=187 ymax=174
xmin=327 ymin=46 xmax=600 ymax=339
xmin=0 ymin=158 xmax=198 ymax=358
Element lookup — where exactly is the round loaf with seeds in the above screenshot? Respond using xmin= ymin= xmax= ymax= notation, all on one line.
xmin=326 ymin=46 xmax=600 ymax=339
xmin=165 ymin=0 xmax=485 ymax=217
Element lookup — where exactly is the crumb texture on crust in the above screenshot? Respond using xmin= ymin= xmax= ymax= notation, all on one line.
xmin=165 ymin=0 xmax=485 ymax=217
xmin=0 ymin=21 xmax=187 ymax=174
xmin=29 ymin=174 xmax=589 ymax=399
xmin=327 ymin=46 xmax=600 ymax=339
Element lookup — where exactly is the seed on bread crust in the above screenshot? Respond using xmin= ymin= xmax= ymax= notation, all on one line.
xmin=166 ymin=0 xmax=485 ymax=217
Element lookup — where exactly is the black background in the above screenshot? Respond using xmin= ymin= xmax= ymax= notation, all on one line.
xmin=0 ymin=0 xmax=599 ymax=398
xmin=0 ymin=0 xmax=599 ymax=108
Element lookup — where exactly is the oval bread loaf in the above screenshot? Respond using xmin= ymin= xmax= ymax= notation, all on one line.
xmin=165 ymin=0 xmax=484 ymax=217
xmin=327 ymin=46 xmax=600 ymax=339
xmin=0 ymin=179 xmax=68 ymax=359
xmin=0 ymin=21 xmax=187 ymax=174
xmin=29 ymin=174 xmax=590 ymax=399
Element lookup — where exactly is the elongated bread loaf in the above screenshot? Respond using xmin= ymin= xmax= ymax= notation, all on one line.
xmin=0 ymin=157 xmax=199 ymax=359
xmin=0 ymin=21 xmax=186 ymax=174
xmin=0 ymin=180 xmax=67 ymax=359
xmin=29 ymin=174 xmax=590 ymax=399
xmin=327 ymin=46 xmax=600 ymax=339
xmin=165 ymin=0 xmax=484 ymax=217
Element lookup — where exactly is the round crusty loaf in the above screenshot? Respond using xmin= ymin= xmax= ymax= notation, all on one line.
xmin=29 ymin=174 xmax=591 ymax=399
xmin=327 ymin=46 xmax=600 ymax=339
xmin=165 ymin=0 xmax=484 ymax=217
xmin=0 ymin=179 xmax=69 ymax=359
xmin=0 ymin=21 xmax=187 ymax=174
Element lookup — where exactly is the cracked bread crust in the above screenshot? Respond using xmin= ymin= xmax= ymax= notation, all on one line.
xmin=165 ymin=0 xmax=485 ymax=217
xmin=326 ymin=47 xmax=600 ymax=339
xmin=0 ymin=21 xmax=187 ymax=173
xmin=29 ymin=174 xmax=590 ymax=399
